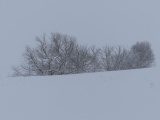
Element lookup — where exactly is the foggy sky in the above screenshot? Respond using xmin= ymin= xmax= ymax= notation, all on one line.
xmin=0 ymin=0 xmax=160 ymax=76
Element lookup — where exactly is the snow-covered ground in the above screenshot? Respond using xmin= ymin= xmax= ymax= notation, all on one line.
xmin=0 ymin=0 xmax=160 ymax=119
xmin=0 ymin=67 xmax=159 ymax=120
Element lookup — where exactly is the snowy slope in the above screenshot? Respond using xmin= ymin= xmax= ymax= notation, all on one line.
xmin=0 ymin=67 xmax=159 ymax=120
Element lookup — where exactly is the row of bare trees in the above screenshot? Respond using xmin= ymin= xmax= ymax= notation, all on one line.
xmin=13 ymin=33 xmax=155 ymax=76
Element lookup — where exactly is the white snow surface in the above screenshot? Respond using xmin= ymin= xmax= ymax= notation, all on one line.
xmin=0 ymin=1 xmax=160 ymax=119
xmin=0 ymin=67 xmax=160 ymax=120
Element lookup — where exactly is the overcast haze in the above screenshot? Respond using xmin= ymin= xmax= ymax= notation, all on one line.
xmin=0 ymin=0 xmax=160 ymax=76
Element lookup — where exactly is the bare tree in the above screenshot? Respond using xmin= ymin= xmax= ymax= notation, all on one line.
xmin=68 ymin=45 xmax=89 ymax=73
xmin=13 ymin=33 xmax=102 ymax=76
xmin=67 ymin=45 xmax=101 ymax=74
xmin=129 ymin=41 xmax=155 ymax=69
xmin=13 ymin=33 xmax=77 ymax=76
xmin=100 ymin=42 xmax=155 ymax=71
xmin=13 ymin=34 xmax=155 ymax=77
xmin=101 ymin=46 xmax=129 ymax=71
xmin=88 ymin=46 xmax=102 ymax=72
xmin=48 ymin=33 xmax=77 ymax=75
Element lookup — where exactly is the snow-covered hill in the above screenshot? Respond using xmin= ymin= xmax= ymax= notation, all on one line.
xmin=0 ymin=67 xmax=159 ymax=120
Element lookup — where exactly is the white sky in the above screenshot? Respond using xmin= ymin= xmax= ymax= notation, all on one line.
xmin=0 ymin=0 xmax=160 ymax=76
